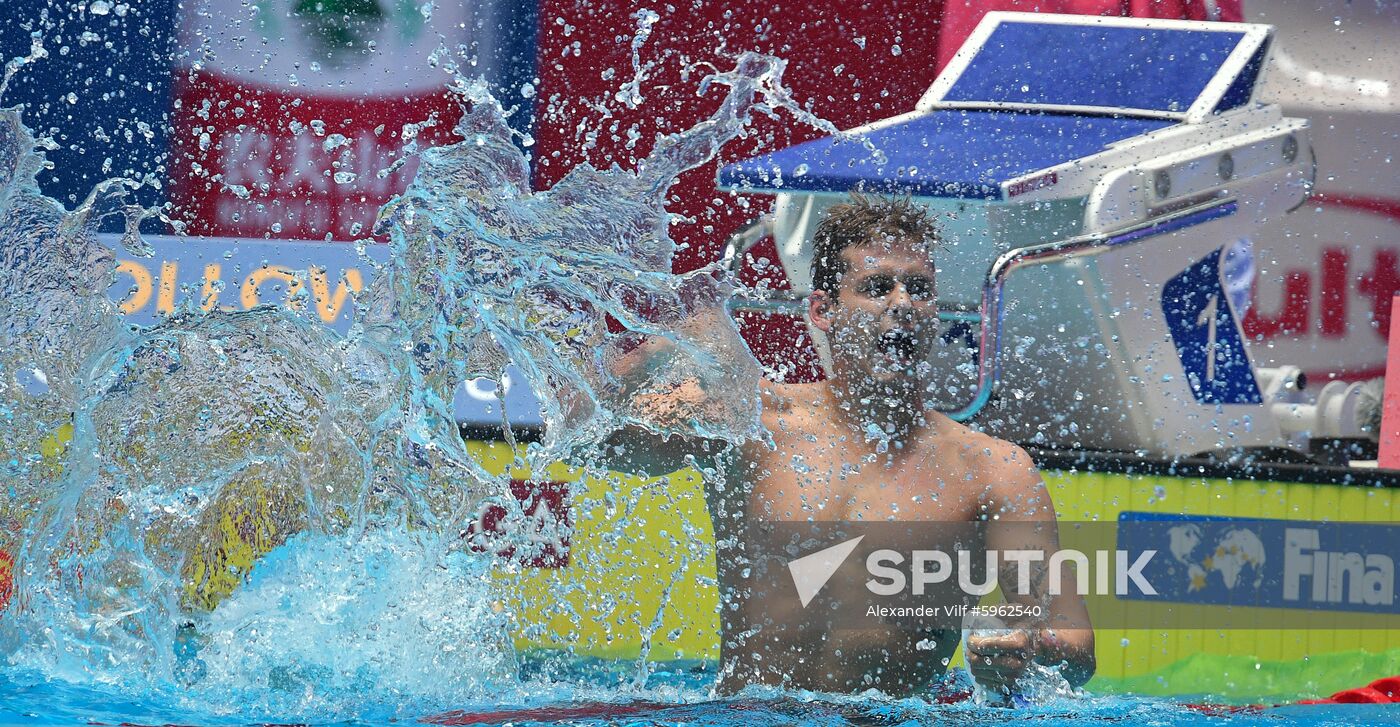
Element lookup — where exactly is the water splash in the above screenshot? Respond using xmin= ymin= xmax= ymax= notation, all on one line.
xmin=0 ymin=36 xmax=48 ymax=102
xmin=0 ymin=48 xmax=824 ymax=716
xmin=616 ymin=9 xmax=662 ymax=108
xmin=395 ymin=55 xmax=811 ymax=467
xmin=0 ymin=103 xmax=155 ymax=567
xmin=188 ymin=531 xmax=516 ymax=718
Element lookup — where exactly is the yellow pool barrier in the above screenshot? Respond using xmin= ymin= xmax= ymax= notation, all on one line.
xmin=17 ymin=427 xmax=1400 ymax=702
xmin=463 ymin=442 xmax=1400 ymax=702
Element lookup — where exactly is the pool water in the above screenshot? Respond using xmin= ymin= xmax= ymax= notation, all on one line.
xmin=3 ymin=666 xmax=1398 ymax=726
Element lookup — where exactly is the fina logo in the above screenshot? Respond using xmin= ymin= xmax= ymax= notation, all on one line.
xmin=1167 ymin=524 xmax=1267 ymax=593
xmin=1159 ymin=520 xmax=1397 ymax=610
xmin=1284 ymin=528 xmax=1394 ymax=607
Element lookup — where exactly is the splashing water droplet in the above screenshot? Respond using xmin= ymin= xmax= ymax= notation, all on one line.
xmin=322 ymin=133 xmax=349 ymax=152
xmin=0 ymin=52 xmax=826 ymax=713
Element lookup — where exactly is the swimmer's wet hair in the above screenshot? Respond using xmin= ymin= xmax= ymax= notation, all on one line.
xmin=810 ymin=192 xmax=941 ymax=301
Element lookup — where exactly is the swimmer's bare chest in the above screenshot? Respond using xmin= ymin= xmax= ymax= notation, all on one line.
xmin=707 ymin=388 xmax=994 ymax=694
xmin=729 ymin=393 xmax=986 ymax=524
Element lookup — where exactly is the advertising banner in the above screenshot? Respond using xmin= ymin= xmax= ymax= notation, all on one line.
xmin=169 ymin=0 xmax=479 ymax=242
xmin=102 ymin=234 xmax=544 ymax=427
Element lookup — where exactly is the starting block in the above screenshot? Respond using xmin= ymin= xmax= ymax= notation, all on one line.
xmin=719 ymin=12 xmax=1337 ymax=458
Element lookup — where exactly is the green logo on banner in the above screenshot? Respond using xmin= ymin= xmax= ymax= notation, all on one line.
xmin=293 ymin=0 xmax=383 ymax=66
xmin=247 ymin=0 xmax=426 ymax=68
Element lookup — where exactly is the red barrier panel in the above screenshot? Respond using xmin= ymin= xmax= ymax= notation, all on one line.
xmin=1381 ymin=293 xmax=1400 ymax=467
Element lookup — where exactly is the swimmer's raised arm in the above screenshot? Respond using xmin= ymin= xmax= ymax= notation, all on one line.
xmin=597 ymin=322 xmax=737 ymax=477
xmin=600 ymin=401 xmax=727 ymax=478
xmin=968 ymin=442 xmax=1095 ymax=691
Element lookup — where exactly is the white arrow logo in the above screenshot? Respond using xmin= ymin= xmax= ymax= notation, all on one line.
xmin=788 ymin=535 xmax=864 ymax=608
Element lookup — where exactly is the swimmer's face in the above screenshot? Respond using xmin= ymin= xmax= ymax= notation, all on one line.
xmin=809 ymin=239 xmax=939 ymax=388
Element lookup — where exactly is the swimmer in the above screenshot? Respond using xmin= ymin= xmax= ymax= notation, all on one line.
xmin=609 ymin=193 xmax=1094 ymax=697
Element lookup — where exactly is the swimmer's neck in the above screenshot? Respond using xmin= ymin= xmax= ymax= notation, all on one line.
xmin=824 ymin=373 xmax=935 ymax=449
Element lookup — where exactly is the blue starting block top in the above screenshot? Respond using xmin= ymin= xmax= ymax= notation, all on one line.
xmin=718 ymin=13 xmax=1271 ymax=201
xmin=718 ymin=110 xmax=1173 ymax=200
xmin=938 ymin=21 xmax=1259 ymax=117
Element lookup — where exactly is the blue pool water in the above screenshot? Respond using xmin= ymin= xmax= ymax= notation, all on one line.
xmin=3 ymin=667 xmax=1398 ymax=726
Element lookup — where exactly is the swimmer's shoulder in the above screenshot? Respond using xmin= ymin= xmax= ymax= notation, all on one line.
xmin=927 ymin=416 xmax=1046 ymax=508
xmin=757 ymin=380 xmax=829 ymax=429
xmin=940 ymin=417 xmax=1052 ymax=521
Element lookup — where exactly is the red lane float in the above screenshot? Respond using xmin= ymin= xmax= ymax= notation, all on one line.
xmin=1296 ymin=675 xmax=1400 ymax=705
